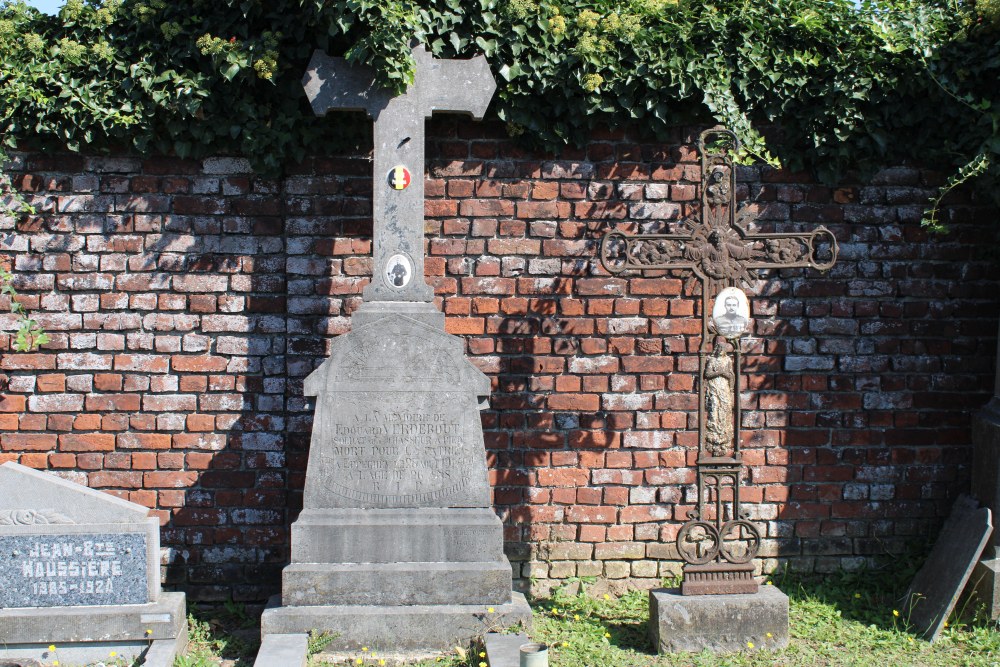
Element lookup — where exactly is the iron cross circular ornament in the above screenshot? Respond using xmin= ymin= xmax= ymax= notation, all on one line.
xmin=388 ymin=165 xmax=411 ymax=190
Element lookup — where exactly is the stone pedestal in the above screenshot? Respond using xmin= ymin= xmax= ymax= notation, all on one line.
xmin=649 ymin=586 xmax=789 ymax=654
xmin=262 ymin=310 xmax=530 ymax=649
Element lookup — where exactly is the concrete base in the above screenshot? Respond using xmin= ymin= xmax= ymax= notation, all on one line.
xmin=484 ymin=632 xmax=530 ymax=667
xmin=290 ymin=508 xmax=506 ymax=564
xmin=283 ymin=561 xmax=514 ymax=606
xmin=649 ymin=586 xmax=789 ymax=654
xmin=262 ymin=591 xmax=532 ymax=651
xmin=253 ymin=633 xmax=308 ymax=667
xmin=0 ymin=591 xmax=187 ymax=666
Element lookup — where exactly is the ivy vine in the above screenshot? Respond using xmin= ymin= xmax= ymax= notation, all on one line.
xmin=0 ymin=0 xmax=997 ymax=225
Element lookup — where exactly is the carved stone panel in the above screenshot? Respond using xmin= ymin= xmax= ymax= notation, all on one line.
xmin=302 ymin=314 xmax=492 ymax=509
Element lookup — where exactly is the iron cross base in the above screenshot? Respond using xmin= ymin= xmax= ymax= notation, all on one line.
xmin=681 ymin=563 xmax=758 ymax=596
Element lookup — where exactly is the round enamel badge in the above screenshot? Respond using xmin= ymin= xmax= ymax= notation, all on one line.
xmin=389 ymin=165 xmax=411 ymax=190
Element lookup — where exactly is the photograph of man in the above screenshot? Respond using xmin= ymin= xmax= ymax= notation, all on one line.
xmin=712 ymin=287 xmax=750 ymax=338
xmin=386 ymin=254 xmax=411 ymax=288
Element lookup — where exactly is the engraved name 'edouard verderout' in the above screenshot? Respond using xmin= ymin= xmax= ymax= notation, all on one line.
xmin=320 ymin=393 xmax=473 ymax=504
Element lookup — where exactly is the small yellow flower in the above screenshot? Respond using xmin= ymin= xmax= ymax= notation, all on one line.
xmin=604 ymin=632 xmax=611 ymax=638
xmin=53 ymin=662 xmax=59 ymax=667
xmin=479 ymin=662 xmax=488 ymax=667
xmin=854 ymin=593 xmax=861 ymax=599
xmin=562 ymin=641 xmax=569 ymax=647
xmin=145 ymin=628 xmax=153 ymax=635
xmin=480 ymin=652 xmax=486 ymax=657
xmin=908 ymin=637 xmax=914 ymax=643
xmin=487 ymin=607 xmax=495 ymax=613
xmin=48 ymin=646 xmax=57 ymax=652
xmin=943 ymin=621 xmax=949 ymax=628
xmin=747 ymin=641 xmax=754 ymax=648
xmin=574 ymin=614 xmax=580 ymax=621
xmin=766 ymin=580 xmax=772 ymax=585
xmin=362 ymin=646 xmax=368 ymax=652
xmin=109 ymin=651 xmax=118 ymax=657
xmin=766 ymin=632 xmax=773 ymax=638
xmin=379 ymin=661 xmax=386 ymax=667
xmin=603 ymin=594 xmax=610 ymax=600
xmin=355 ymin=659 xmax=362 ymax=665
xmin=893 ymin=610 xmax=900 ymax=617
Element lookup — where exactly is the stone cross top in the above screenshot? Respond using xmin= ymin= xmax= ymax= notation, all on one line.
xmin=303 ymin=45 xmax=496 ymax=303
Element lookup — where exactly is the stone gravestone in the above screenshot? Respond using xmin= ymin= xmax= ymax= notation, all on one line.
xmin=259 ymin=44 xmax=531 ymax=653
xmin=970 ymin=315 xmax=1000 ymax=617
xmin=901 ymin=494 xmax=991 ymax=640
xmin=0 ymin=462 xmax=187 ymax=667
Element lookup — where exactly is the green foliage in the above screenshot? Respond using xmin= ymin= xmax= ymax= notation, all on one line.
xmin=306 ymin=630 xmax=337 ymax=656
xmin=0 ymin=265 xmax=48 ymax=352
xmin=525 ymin=570 xmax=1000 ymax=666
xmin=0 ymin=0 xmax=999 ymax=211
xmin=174 ymin=607 xmax=258 ymax=667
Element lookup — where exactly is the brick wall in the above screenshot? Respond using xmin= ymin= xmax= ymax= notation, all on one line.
xmin=1 ymin=121 xmax=997 ymax=600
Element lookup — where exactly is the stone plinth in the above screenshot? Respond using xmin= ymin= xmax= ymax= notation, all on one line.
xmin=262 ymin=592 xmax=531 ymax=651
xmin=649 ymin=586 xmax=789 ymax=654
xmin=266 ymin=312 xmax=530 ymax=648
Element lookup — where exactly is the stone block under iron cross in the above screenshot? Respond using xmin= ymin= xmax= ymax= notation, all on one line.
xmin=302 ymin=44 xmax=496 ymax=303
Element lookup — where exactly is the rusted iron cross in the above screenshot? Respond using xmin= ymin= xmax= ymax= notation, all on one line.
xmin=302 ymin=44 xmax=495 ymax=303
xmin=601 ymin=127 xmax=838 ymax=349
xmin=600 ymin=126 xmax=838 ymax=594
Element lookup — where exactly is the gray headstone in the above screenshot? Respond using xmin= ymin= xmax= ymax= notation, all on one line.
xmin=301 ymin=313 xmax=492 ymax=509
xmin=902 ymin=494 xmax=992 ymax=640
xmin=263 ymin=43 xmax=532 ymax=649
xmin=0 ymin=463 xmax=186 ymax=665
xmin=0 ymin=462 xmax=160 ymax=608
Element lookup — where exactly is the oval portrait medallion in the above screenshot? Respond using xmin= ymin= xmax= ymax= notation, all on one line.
xmin=385 ymin=253 xmax=413 ymax=289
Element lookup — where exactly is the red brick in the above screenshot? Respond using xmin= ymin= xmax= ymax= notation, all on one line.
xmin=36 ymin=374 xmax=67 ymax=392
xmin=85 ymin=394 xmax=141 ymax=411
xmin=117 ymin=433 xmax=171 ymax=449
xmin=2 ymin=434 xmax=57 ymax=451
xmin=59 ymin=433 xmax=115 ymax=452
xmin=547 ymin=394 xmax=600 ymax=411
xmin=536 ymin=468 xmax=589 ymax=487
xmin=171 ymin=355 xmax=230 ymax=372
xmin=143 ymin=471 xmax=198 ymax=488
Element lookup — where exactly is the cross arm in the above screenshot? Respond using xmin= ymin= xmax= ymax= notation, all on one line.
xmin=301 ymin=49 xmax=392 ymax=119
xmin=601 ymin=224 xmax=838 ymax=284
xmin=414 ymin=47 xmax=496 ymax=120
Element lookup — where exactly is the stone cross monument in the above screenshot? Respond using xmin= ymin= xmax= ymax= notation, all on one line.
xmin=261 ymin=44 xmax=530 ymax=652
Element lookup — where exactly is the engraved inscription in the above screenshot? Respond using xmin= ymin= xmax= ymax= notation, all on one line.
xmin=338 ymin=333 xmax=458 ymax=385
xmin=0 ymin=532 xmax=148 ymax=607
xmin=316 ymin=391 xmax=477 ymax=505
xmin=450 ymin=528 xmax=496 ymax=554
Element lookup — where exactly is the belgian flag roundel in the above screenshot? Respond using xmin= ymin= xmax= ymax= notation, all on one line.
xmin=389 ymin=165 xmax=411 ymax=190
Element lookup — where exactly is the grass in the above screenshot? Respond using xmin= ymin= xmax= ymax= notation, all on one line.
xmin=178 ymin=566 xmax=1000 ymax=667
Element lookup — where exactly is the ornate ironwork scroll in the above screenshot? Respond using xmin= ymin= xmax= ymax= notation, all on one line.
xmin=600 ymin=126 xmax=839 ymax=595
